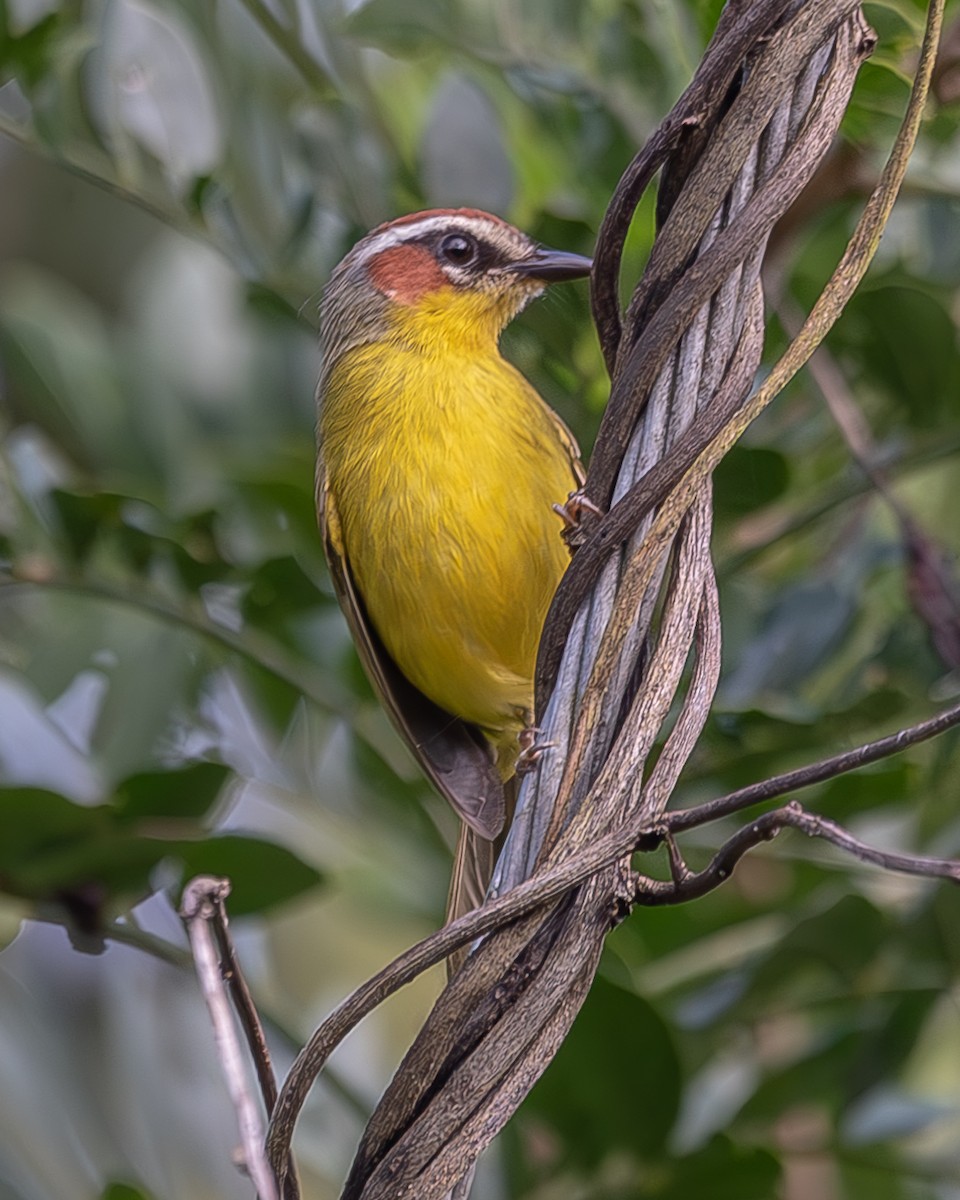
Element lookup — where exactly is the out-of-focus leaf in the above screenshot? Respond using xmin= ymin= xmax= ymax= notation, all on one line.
xmin=420 ymin=73 xmax=514 ymax=213
xmin=87 ymin=626 xmax=205 ymax=785
xmin=114 ymin=762 xmax=229 ymax=823
xmin=719 ymin=579 xmax=858 ymax=707
xmin=88 ymin=0 xmax=222 ymax=185
xmin=49 ymin=488 xmax=125 ymax=563
xmin=0 ymin=267 xmax=137 ymax=474
xmin=843 ymin=57 xmax=914 ymax=143
xmin=737 ymin=1030 xmax=863 ymax=1122
xmin=841 ymin=284 xmax=960 ymax=430
xmin=345 ymin=0 xmax=482 ymax=56
xmin=0 ymin=788 xmax=106 ymax=873
xmin=843 ymin=1085 xmax=954 ymax=1145
xmin=175 ymin=835 xmax=322 ymax=916
xmin=837 ymin=1149 xmax=912 ymax=1200
xmin=0 ymin=767 xmax=321 ymax=921
xmin=100 ymin=1183 xmax=156 ymax=1200
xmin=749 ymin=895 xmax=889 ymax=998
xmin=714 ymin=446 xmax=791 ymax=515
xmin=814 ymin=762 xmax=915 ymax=824
xmin=1 ymin=9 xmax=61 ymax=85
xmin=241 ymin=555 xmax=325 ymax=626
xmin=848 ymin=990 xmax=942 ymax=1100
xmin=522 ymin=976 xmax=682 ymax=1164
xmin=652 ymin=1135 xmax=782 ymax=1200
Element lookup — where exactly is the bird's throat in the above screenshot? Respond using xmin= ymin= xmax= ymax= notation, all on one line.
xmin=383 ymin=286 xmax=529 ymax=356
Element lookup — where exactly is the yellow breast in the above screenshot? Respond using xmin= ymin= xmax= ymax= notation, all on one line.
xmin=320 ymin=301 xmax=577 ymax=758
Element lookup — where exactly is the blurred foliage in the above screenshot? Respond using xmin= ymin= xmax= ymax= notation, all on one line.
xmin=1 ymin=0 xmax=960 ymax=1198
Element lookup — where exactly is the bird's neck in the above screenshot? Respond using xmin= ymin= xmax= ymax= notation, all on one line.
xmin=383 ymin=289 xmax=519 ymax=357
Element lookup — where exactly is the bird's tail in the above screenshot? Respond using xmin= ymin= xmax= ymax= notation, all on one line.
xmin=445 ymin=824 xmax=497 ymax=978
xmin=444 ymin=776 xmax=517 ymax=977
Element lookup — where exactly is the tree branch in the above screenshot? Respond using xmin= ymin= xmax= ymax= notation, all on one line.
xmin=638 ymin=801 xmax=960 ymax=907
xmin=181 ymin=876 xmax=288 ymax=1200
xmin=667 ymin=699 xmax=960 ymax=834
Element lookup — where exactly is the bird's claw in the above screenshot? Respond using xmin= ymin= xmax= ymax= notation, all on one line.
xmin=553 ymin=489 xmax=603 ymax=528
xmin=553 ymin=489 xmax=603 ymax=550
xmin=515 ymin=726 xmax=556 ymax=774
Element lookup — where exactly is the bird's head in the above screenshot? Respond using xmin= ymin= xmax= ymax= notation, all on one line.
xmin=320 ymin=209 xmax=592 ymax=369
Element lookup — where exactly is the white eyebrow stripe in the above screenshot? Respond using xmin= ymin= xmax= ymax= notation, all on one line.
xmin=353 ymin=215 xmax=519 ymax=264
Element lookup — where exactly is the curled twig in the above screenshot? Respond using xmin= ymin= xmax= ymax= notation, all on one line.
xmin=668 ymin=699 xmax=960 ymax=833
xmin=639 ymin=801 xmax=960 ymax=906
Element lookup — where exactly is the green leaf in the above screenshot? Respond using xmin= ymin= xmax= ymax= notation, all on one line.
xmin=100 ymin=1183 xmax=156 ymax=1200
xmin=714 ymin=446 xmax=790 ymax=515
xmin=738 ymin=1031 xmax=863 ymax=1122
xmin=114 ymin=762 xmax=230 ymax=823
xmin=836 ymin=1146 xmax=913 ymax=1200
xmin=1 ymin=12 xmax=63 ymax=88
xmin=654 ymin=1136 xmax=782 ymax=1200
xmin=0 ymin=788 xmax=108 ymax=876
xmin=49 ymin=489 xmax=124 ymax=563
xmin=814 ymin=762 xmax=915 ymax=824
xmin=750 ymin=895 xmax=889 ymax=997
xmin=841 ymin=284 xmax=960 ymax=430
xmin=175 ymin=835 xmax=323 ymax=916
xmin=241 ymin=555 xmax=325 ymax=626
xmin=522 ymin=976 xmax=682 ymax=1165
xmin=345 ymin=0 xmax=478 ymax=56
xmin=720 ymin=578 xmax=857 ymax=705
xmin=0 ymin=774 xmax=321 ymax=922
xmin=849 ymin=990 xmax=942 ymax=1100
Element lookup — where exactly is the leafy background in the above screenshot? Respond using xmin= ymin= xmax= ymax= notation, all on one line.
xmin=1 ymin=0 xmax=960 ymax=1197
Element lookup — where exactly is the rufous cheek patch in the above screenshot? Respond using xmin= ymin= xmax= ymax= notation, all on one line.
xmin=368 ymin=245 xmax=447 ymax=305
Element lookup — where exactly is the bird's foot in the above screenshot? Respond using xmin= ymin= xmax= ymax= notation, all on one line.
xmin=515 ymin=725 xmax=556 ymax=774
xmin=553 ymin=489 xmax=603 ymax=550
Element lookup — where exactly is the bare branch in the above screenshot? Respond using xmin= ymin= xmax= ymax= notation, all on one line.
xmin=668 ymin=700 xmax=960 ymax=833
xmin=638 ymin=801 xmax=960 ymax=907
xmin=181 ymin=877 xmax=282 ymax=1200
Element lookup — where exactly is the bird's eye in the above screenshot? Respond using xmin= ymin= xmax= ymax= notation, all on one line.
xmin=439 ymin=233 xmax=478 ymax=267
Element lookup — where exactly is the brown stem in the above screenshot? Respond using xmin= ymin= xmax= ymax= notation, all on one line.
xmin=637 ymin=801 xmax=960 ymax=907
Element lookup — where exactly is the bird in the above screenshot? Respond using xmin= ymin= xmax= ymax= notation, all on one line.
xmin=316 ymin=208 xmax=592 ymax=951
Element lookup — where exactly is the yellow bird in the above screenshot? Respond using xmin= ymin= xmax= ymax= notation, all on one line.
xmin=317 ymin=209 xmax=591 ymax=932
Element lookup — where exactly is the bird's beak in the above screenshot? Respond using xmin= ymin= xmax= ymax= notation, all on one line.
xmin=504 ymin=247 xmax=593 ymax=283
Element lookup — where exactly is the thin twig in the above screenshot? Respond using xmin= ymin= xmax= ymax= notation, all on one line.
xmin=181 ymin=877 xmax=280 ymax=1200
xmin=667 ymin=699 xmax=960 ymax=833
xmin=637 ymin=800 xmax=960 ymax=906
xmin=211 ymin=911 xmax=280 ymax=1119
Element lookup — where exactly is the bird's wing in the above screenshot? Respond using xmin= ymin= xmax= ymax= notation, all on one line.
xmin=546 ymin=405 xmax=587 ymax=489
xmin=318 ymin=460 xmax=506 ymax=840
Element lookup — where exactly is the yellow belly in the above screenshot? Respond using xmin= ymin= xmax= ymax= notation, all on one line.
xmin=321 ymin=341 xmax=576 ymax=754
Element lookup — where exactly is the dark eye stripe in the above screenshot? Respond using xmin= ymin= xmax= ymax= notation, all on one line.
xmin=422 ymin=229 xmax=509 ymax=278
